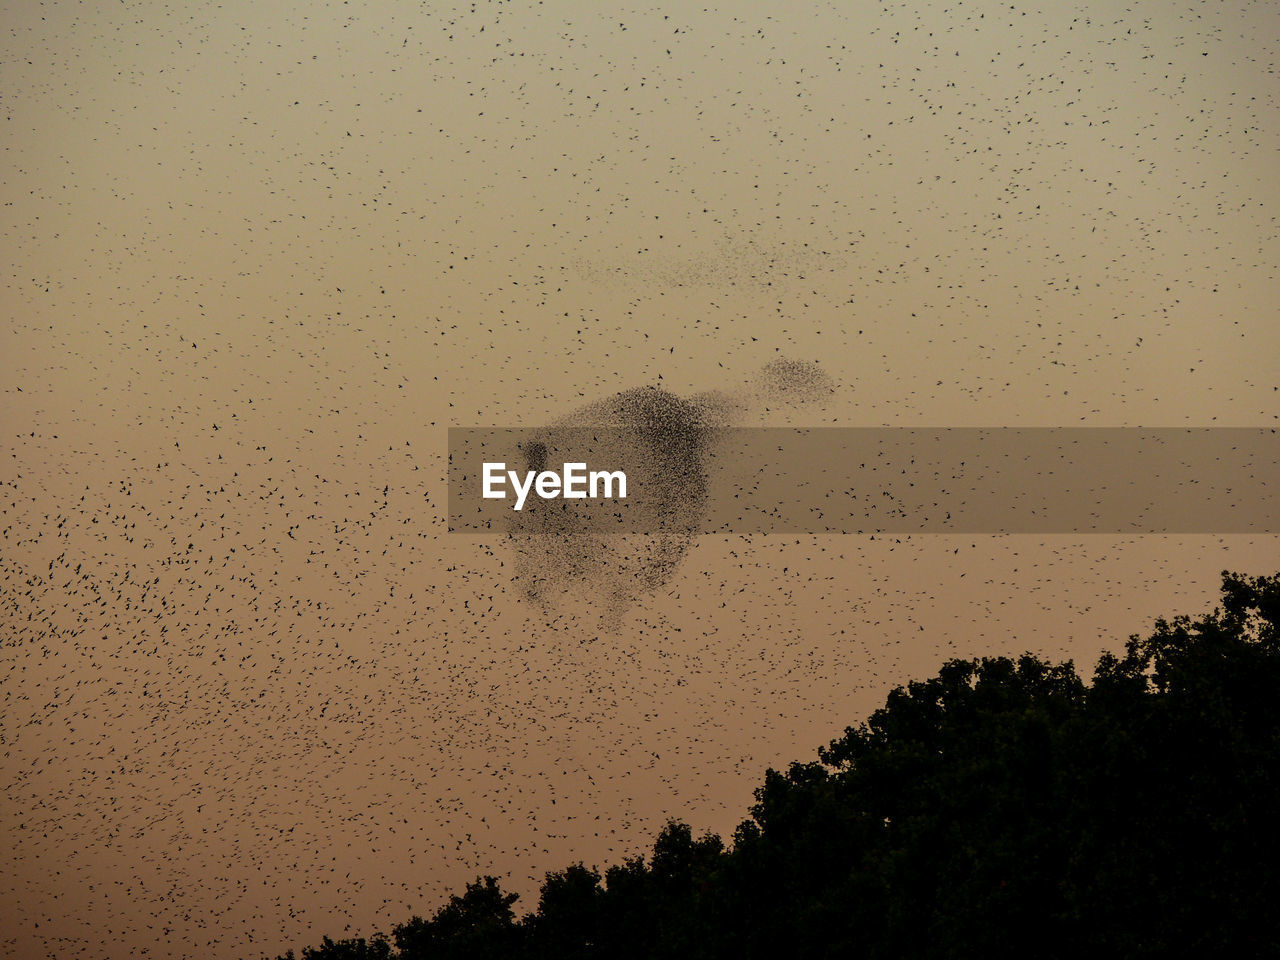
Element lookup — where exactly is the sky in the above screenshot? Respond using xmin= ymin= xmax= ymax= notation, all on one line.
xmin=2 ymin=0 xmax=1277 ymax=957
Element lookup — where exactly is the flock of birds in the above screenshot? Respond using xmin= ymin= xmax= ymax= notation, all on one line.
xmin=3 ymin=0 xmax=1277 ymax=958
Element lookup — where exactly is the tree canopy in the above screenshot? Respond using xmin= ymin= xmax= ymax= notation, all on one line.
xmin=272 ymin=570 xmax=1280 ymax=960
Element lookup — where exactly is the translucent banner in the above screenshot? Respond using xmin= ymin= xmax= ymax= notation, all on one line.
xmin=448 ymin=428 xmax=1278 ymax=534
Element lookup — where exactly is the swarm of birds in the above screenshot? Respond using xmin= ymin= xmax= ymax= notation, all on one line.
xmin=3 ymin=0 xmax=1276 ymax=958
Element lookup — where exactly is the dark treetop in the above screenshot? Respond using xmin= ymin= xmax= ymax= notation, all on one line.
xmin=272 ymin=570 xmax=1280 ymax=960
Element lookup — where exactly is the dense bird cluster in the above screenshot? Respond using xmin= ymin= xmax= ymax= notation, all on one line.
xmin=507 ymin=359 xmax=834 ymax=622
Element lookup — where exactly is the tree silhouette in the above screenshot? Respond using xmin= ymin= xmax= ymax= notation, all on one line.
xmin=392 ymin=877 xmax=520 ymax=960
xmin=276 ymin=934 xmax=391 ymax=960
xmin=270 ymin=570 xmax=1280 ymax=960
xmin=524 ymin=863 xmax=603 ymax=960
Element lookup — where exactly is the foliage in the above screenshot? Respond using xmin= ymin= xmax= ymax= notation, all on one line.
xmin=271 ymin=571 xmax=1280 ymax=960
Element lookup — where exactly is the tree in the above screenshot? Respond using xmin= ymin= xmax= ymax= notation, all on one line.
xmin=274 ymin=935 xmax=391 ymax=960
xmin=271 ymin=570 xmax=1280 ymax=960
xmin=392 ymin=877 xmax=521 ymax=960
xmin=524 ymin=863 xmax=603 ymax=960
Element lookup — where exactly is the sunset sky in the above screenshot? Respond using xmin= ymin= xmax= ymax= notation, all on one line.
xmin=2 ymin=1 xmax=1277 ymax=957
